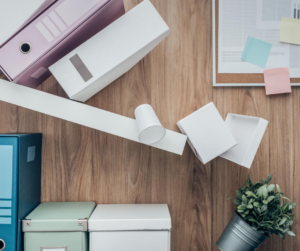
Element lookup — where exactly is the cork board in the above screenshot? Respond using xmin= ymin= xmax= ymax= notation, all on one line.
xmin=214 ymin=0 xmax=300 ymax=85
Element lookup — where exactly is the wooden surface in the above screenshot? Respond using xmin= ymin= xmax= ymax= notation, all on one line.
xmin=0 ymin=0 xmax=299 ymax=250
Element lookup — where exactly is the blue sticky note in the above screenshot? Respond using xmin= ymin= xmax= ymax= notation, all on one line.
xmin=242 ymin=37 xmax=272 ymax=68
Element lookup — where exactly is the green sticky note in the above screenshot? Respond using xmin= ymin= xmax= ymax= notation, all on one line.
xmin=241 ymin=36 xmax=272 ymax=68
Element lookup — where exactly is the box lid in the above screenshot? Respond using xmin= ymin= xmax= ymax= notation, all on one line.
xmin=220 ymin=114 xmax=268 ymax=168
xmin=23 ymin=202 xmax=96 ymax=232
xmin=88 ymin=204 xmax=171 ymax=231
xmin=177 ymin=102 xmax=237 ymax=164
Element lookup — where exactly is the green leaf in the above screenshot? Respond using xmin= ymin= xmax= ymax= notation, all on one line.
xmin=246 ymin=191 xmax=256 ymax=197
xmin=256 ymin=187 xmax=263 ymax=197
xmin=247 ymin=175 xmax=253 ymax=187
xmin=279 ymin=217 xmax=287 ymax=226
xmin=276 ymin=184 xmax=281 ymax=193
xmin=247 ymin=204 xmax=253 ymax=209
xmin=237 ymin=190 xmax=243 ymax=200
xmin=261 ymin=178 xmax=266 ymax=185
xmin=283 ymin=202 xmax=290 ymax=214
xmin=263 ymin=200 xmax=268 ymax=205
xmin=262 ymin=186 xmax=268 ymax=199
xmin=227 ymin=197 xmax=236 ymax=200
xmin=242 ymin=195 xmax=248 ymax=204
xmin=249 ymin=218 xmax=260 ymax=224
xmin=253 ymin=202 xmax=260 ymax=207
xmin=267 ymin=184 xmax=275 ymax=193
xmin=282 ymin=197 xmax=290 ymax=201
xmin=267 ymin=196 xmax=275 ymax=203
xmin=289 ymin=203 xmax=297 ymax=210
xmin=266 ymin=175 xmax=273 ymax=184
xmin=277 ymin=204 xmax=282 ymax=215
xmin=263 ymin=210 xmax=269 ymax=221
xmin=238 ymin=205 xmax=246 ymax=210
xmin=286 ymin=231 xmax=296 ymax=237
xmin=261 ymin=204 xmax=267 ymax=213
xmin=233 ymin=200 xmax=241 ymax=205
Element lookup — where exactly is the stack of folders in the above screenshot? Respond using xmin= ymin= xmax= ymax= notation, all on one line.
xmin=0 ymin=0 xmax=125 ymax=88
xmin=0 ymin=134 xmax=42 ymax=251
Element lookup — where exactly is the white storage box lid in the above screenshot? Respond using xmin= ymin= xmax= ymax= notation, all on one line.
xmin=177 ymin=102 xmax=237 ymax=164
xmin=220 ymin=114 xmax=268 ymax=168
xmin=88 ymin=204 xmax=171 ymax=231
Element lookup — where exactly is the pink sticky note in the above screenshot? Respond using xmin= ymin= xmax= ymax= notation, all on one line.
xmin=263 ymin=68 xmax=292 ymax=95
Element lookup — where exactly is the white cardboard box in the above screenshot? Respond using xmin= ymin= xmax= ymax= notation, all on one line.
xmin=177 ymin=102 xmax=237 ymax=164
xmin=50 ymin=0 xmax=170 ymax=102
xmin=220 ymin=114 xmax=268 ymax=169
xmin=0 ymin=0 xmax=46 ymax=45
xmin=89 ymin=204 xmax=171 ymax=251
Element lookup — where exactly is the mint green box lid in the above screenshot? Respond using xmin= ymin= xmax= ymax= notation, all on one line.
xmin=23 ymin=202 xmax=96 ymax=232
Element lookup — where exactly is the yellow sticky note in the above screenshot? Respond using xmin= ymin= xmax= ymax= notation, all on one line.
xmin=280 ymin=17 xmax=300 ymax=45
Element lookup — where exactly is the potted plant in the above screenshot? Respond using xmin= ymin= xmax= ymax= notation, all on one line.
xmin=217 ymin=175 xmax=296 ymax=251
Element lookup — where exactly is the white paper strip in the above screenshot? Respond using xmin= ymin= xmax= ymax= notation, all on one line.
xmin=0 ymin=80 xmax=187 ymax=155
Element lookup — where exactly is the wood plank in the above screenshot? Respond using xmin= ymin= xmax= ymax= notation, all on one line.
xmin=0 ymin=0 xmax=298 ymax=250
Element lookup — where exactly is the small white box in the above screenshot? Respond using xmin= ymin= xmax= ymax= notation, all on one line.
xmin=0 ymin=0 xmax=47 ymax=45
xmin=177 ymin=102 xmax=237 ymax=164
xmin=50 ymin=0 xmax=170 ymax=102
xmin=220 ymin=114 xmax=268 ymax=169
xmin=89 ymin=204 xmax=171 ymax=251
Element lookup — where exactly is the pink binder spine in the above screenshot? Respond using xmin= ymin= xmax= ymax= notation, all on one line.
xmin=0 ymin=0 xmax=125 ymax=88
xmin=0 ymin=0 xmax=58 ymax=48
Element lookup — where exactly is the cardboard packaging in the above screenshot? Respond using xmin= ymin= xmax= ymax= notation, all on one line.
xmin=220 ymin=114 xmax=268 ymax=169
xmin=50 ymin=0 xmax=170 ymax=102
xmin=0 ymin=0 xmax=125 ymax=88
xmin=0 ymin=134 xmax=42 ymax=251
xmin=0 ymin=0 xmax=47 ymax=46
xmin=23 ymin=202 xmax=96 ymax=251
xmin=89 ymin=204 xmax=171 ymax=251
xmin=177 ymin=102 xmax=237 ymax=164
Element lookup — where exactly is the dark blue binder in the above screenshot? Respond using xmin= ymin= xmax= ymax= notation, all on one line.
xmin=0 ymin=134 xmax=42 ymax=251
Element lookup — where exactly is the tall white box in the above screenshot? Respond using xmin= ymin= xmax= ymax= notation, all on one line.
xmin=50 ymin=0 xmax=170 ymax=102
xmin=177 ymin=102 xmax=237 ymax=164
xmin=220 ymin=114 xmax=268 ymax=169
xmin=89 ymin=204 xmax=171 ymax=251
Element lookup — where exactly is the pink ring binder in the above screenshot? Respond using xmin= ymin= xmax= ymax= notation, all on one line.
xmin=0 ymin=0 xmax=125 ymax=88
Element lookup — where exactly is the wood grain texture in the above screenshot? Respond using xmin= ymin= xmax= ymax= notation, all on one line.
xmin=0 ymin=0 xmax=298 ymax=250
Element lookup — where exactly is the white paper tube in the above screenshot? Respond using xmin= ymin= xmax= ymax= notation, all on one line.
xmin=135 ymin=104 xmax=166 ymax=144
xmin=0 ymin=79 xmax=187 ymax=155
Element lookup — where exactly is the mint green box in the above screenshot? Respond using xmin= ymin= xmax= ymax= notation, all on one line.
xmin=22 ymin=202 xmax=96 ymax=251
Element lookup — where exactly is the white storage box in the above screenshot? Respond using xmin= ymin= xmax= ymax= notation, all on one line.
xmin=50 ymin=0 xmax=170 ymax=102
xmin=177 ymin=102 xmax=237 ymax=164
xmin=88 ymin=204 xmax=171 ymax=251
xmin=220 ymin=114 xmax=268 ymax=168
